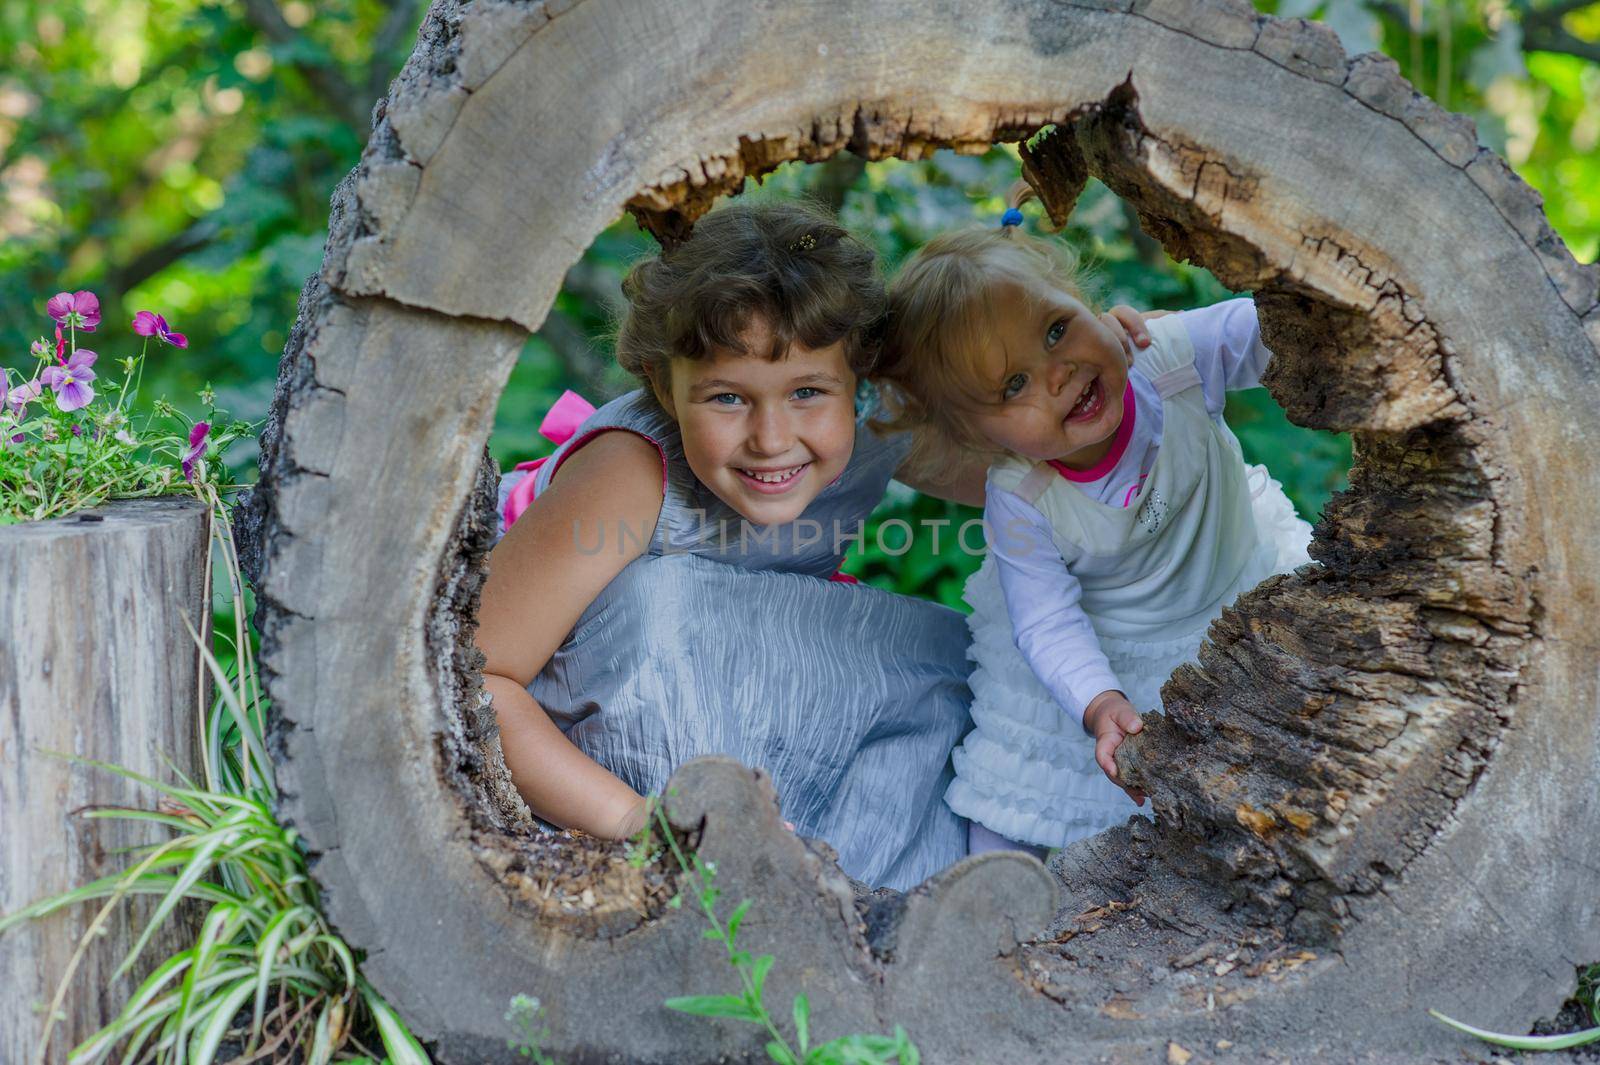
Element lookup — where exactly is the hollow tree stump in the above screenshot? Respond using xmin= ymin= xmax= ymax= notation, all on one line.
xmin=0 ymin=498 xmax=209 ymax=1064
xmin=246 ymin=0 xmax=1600 ymax=1061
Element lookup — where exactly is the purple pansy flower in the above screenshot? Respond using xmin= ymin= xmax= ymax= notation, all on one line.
xmin=132 ymin=311 xmax=188 ymax=349
xmin=7 ymin=377 xmax=42 ymax=417
xmin=182 ymin=421 xmax=210 ymax=483
xmin=41 ymin=349 xmax=97 ymax=413
xmin=46 ymin=290 xmax=101 ymax=332
xmin=30 ymin=337 xmax=50 ymax=359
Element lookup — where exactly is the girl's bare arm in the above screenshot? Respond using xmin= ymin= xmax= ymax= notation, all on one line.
xmin=475 ymin=431 xmax=665 ymax=838
xmin=894 ymin=456 xmax=988 ymax=508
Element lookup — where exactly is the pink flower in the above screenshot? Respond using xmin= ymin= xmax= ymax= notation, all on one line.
xmin=46 ymin=291 xmax=101 ymax=332
xmin=29 ymin=337 xmax=49 ymax=359
xmin=182 ymin=421 xmax=210 ymax=482
xmin=132 ymin=311 xmax=188 ymax=348
xmin=41 ymin=350 xmax=97 ymax=412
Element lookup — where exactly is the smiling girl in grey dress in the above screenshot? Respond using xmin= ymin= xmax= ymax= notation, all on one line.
xmin=475 ymin=201 xmax=987 ymax=890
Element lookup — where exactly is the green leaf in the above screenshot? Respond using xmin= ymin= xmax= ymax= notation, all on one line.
xmin=892 ymin=1025 xmax=919 ymax=1065
xmin=307 ymin=998 xmax=337 ymax=1065
xmin=252 ymin=905 xmax=315 ymax=1034
xmin=664 ymin=994 xmax=764 ymax=1023
xmin=727 ymin=898 xmax=752 ymax=940
xmin=766 ymin=1039 xmax=800 ymax=1065
xmin=366 ymin=985 xmax=432 ymax=1065
xmin=1429 ymin=1009 xmax=1600 ymax=1051
xmin=185 ymin=976 xmax=256 ymax=1065
xmin=792 ymin=994 xmax=810 ymax=1052
xmin=751 ymin=954 xmax=775 ymax=995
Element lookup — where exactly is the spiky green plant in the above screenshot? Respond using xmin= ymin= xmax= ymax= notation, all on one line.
xmin=0 ymin=482 xmax=430 ymax=1065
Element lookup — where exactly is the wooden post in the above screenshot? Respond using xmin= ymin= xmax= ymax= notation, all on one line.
xmin=0 ymin=497 xmax=209 ymax=1064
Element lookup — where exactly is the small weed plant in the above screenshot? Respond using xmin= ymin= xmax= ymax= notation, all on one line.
xmin=645 ymin=801 xmax=920 ymax=1065
xmin=505 ymin=994 xmax=558 ymax=1064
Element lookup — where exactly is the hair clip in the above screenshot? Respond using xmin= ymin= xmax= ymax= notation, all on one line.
xmin=790 ymin=232 xmax=818 ymax=252
xmin=1000 ymin=207 xmax=1025 ymax=229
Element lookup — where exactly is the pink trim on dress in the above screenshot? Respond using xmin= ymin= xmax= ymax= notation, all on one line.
xmin=544 ymin=426 xmax=669 ymax=495
xmin=1047 ymin=382 xmax=1137 ymax=484
xmin=1120 ymin=474 xmax=1148 ymax=509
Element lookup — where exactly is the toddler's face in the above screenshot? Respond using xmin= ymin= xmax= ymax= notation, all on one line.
xmin=966 ymin=276 xmax=1132 ymax=468
xmin=656 ymin=319 xmax=857 ymax=527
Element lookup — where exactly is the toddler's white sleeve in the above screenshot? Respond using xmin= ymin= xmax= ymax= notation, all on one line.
xmin=987 ymin=483 xmax=1124 ymax=728
xmin=1176 ymin=298 xmax=1273 ymax=416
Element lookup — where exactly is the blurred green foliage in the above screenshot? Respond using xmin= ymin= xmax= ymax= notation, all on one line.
xmin=3 ymin=0 xmax=1595 ymax=606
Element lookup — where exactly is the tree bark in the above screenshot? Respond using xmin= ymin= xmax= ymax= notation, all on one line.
xmin=249 ymin=1 xmax=1600 ymax=1061
xmin=0 ymin=498 xmax=209 ymax=1065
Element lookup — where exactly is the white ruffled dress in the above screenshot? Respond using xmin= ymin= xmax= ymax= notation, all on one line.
xmin=945 ymin=315 xmax=1313 ymax=849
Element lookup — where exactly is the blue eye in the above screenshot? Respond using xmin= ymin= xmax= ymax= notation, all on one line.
xmin=793 ymin=387 xmax=822 ymax=400
xmin=1046 ymin=319 xmax=1069 ymax=346
xmin=1002 ymin=373 xmax=1028 ymax=400
xmin=710 ymin=393 xmax=743 ymax=406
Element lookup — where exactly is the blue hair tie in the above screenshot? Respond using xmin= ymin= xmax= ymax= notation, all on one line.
xmin=1000 ymin=207 xmax=1024 ymax=228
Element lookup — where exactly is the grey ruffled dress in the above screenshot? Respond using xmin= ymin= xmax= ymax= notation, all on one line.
xmin=495 ymin=388 xmax=973 ymax=890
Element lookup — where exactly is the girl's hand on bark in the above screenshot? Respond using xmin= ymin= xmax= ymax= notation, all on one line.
xmin=1082 ymin=690 xmax=1148 ymax=806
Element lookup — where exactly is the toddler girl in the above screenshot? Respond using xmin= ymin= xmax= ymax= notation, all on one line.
xmin=476 ymin=200 xmax=984 ymax=890
xmin=875 ymin=196 xmax=1312 ymax=854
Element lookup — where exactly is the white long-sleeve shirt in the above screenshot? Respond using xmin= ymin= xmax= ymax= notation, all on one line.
xmin=985 ymin=299 xmax=1271 ymax=726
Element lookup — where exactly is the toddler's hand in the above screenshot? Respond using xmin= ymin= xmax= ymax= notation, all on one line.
xmin=1100 ymin=306 xmax=1179 ymax=360
xmin=1100 ymin=305 xmax=1153 ymax=355
xmin=1082 ymin=691 xmax=1147 ymax=806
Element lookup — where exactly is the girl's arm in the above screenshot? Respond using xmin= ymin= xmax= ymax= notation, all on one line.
xmin=895 ymin=457 xmax=988 ymax=507
xmin=1176 ymin=298 xmax=1273 ymax=414
xmin=989 ymin=485 xmax=1147 ymax=801
xmin=986 ymin=485 xmax=1122 ymax=727
xmin=476 ymin=431 xmax=666 ymax=839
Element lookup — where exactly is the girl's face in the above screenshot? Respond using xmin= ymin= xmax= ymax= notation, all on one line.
xmin=966 ymin=275 xmax=1132 ymax=469
xmin=656 ymin=318 xmax=858 ymax=526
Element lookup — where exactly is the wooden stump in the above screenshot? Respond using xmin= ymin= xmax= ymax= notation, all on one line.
xmin=244 ymin=1 xmax=1600 ymax=1061
xmin=0 ymin=498 xmax=209 ymax=1064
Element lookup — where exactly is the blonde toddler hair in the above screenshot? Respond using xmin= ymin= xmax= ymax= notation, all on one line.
xmin=873 ymin=184 xmax=1097 ymax=487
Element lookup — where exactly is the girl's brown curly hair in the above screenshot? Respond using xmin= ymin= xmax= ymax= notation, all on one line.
xmin=616 ymin=200 xmax=886 ymax=400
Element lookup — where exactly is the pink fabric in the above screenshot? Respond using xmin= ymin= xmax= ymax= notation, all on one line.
xmin=829 ymin=570 xmax=860 ymax=584
xmin=500 ymin=390 xmax=598 ymax=531
xmin=1047 ymin=382 xmax=1137 ymax=484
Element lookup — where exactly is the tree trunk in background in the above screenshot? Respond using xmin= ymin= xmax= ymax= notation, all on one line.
xmin=0 ymin=498 xmax=209 ymax=1064
xmin=245 ymin=0 xmax=1600 ymax=1060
